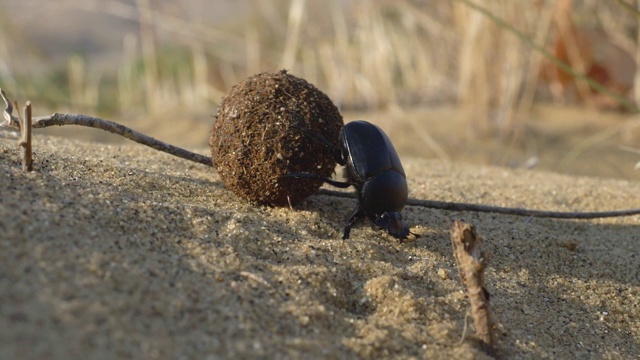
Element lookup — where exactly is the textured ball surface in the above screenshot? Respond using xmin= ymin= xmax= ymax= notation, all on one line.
xmin=210 ymin=70 xmax=343 ymax=206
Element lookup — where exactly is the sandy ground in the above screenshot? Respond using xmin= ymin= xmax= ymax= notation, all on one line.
xmin=1 ymin=129 xmax=639 ymax=359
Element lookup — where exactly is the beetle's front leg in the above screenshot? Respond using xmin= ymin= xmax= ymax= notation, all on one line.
xmin=343 ymin=206 xmax=364 ymax=240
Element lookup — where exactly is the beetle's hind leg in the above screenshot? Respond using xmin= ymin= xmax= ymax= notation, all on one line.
xmin=285 ymin=172 xmax=352 ymax=188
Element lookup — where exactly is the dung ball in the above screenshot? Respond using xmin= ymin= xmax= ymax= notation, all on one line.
xmin=210 ymin=70 xmax=343 ymax=206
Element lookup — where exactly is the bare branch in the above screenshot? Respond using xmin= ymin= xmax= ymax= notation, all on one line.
xmin=1 ymin=89 xmax=213 ymax=167
xmin=404 ymin=198 xmax=640 ymax=219
xmin=34 ymin=113 xmax=213 ymax=166
xmin=317 ymin=189 xmax=640 ymax=219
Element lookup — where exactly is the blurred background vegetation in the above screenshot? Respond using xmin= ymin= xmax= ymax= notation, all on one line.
xmin=1 ymin=0 xmax=639 ymax=179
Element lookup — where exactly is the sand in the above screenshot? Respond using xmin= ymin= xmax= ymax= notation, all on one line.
xmin=1 ymin=132 xmax=639 ymax=359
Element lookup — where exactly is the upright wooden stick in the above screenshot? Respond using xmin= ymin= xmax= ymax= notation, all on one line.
xmin=20 ymin=101 xmax=33 ymax=171
xmin=450 ymin=221 xmax=495 ymax=354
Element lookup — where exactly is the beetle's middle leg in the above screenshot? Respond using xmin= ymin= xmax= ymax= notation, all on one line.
xmin=285 ymin=172 xmax=352 ymax=188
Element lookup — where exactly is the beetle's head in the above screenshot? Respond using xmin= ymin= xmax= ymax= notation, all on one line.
xmin=375 ymin=211 xmax=411 ymax=240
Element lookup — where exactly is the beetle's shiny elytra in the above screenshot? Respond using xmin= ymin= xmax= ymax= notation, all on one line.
xmin=288 ymin=120 xmax=414 ymax=240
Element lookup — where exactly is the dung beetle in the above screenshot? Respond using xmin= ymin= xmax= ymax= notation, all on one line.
xmin=288 ymin=120 xmax=416 ymax=240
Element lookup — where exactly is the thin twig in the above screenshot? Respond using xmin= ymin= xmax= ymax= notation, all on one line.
xmin=1 ymin=89 xmax=212 ymax=166
xmin=20 ymin=101 xmax=33 ymax=171
xmin=450 ymin=221 xmax=494 ymax=354
xmin=318 ymin=189 xmax=640 ymax=219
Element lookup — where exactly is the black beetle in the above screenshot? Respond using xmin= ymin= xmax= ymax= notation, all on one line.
xmin=287 ymin=120 xmax=416 ymax=240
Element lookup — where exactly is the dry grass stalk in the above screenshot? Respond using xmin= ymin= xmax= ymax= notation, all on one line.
xmin=3 ymin=1 xmax=638 ymax=119
xmin=453 ymin=0 xmax=537 ymax=132
xmin=136 ymin=0 xmax=161 ymax=111
xmin=551 ymin=0 xmax=593 ymax=103
xmin=281 ymin=0 xmax=305 ymax=70
xmin=449 ymin=220 xmax=494 ymax=353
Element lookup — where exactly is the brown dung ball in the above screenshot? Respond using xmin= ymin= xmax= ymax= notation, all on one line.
xmin=210 ymin=70 xmax=344 ymax=206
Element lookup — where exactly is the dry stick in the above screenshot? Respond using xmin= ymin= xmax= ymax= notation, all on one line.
xmin=13 ymin=100 xmax=25 ymax=167
xmin=20 ymin=101 xmax=33 ymax=171
xmin=318 ymin=189 xmax=640 ymax=219
xmin=2 ymin=89 xmax=640 ymax=220
xmin=1 ymin=89 xmax=211 ymax=166
xmin=450 ymin=221 xmax=494 ymax=353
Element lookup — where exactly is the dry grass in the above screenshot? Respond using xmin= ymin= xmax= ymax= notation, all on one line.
xmin=0 ymin=0 xmax=638 ymax=134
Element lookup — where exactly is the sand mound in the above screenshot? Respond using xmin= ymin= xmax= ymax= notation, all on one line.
xmin=1 ymin=133 xmax=639 ymax=359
